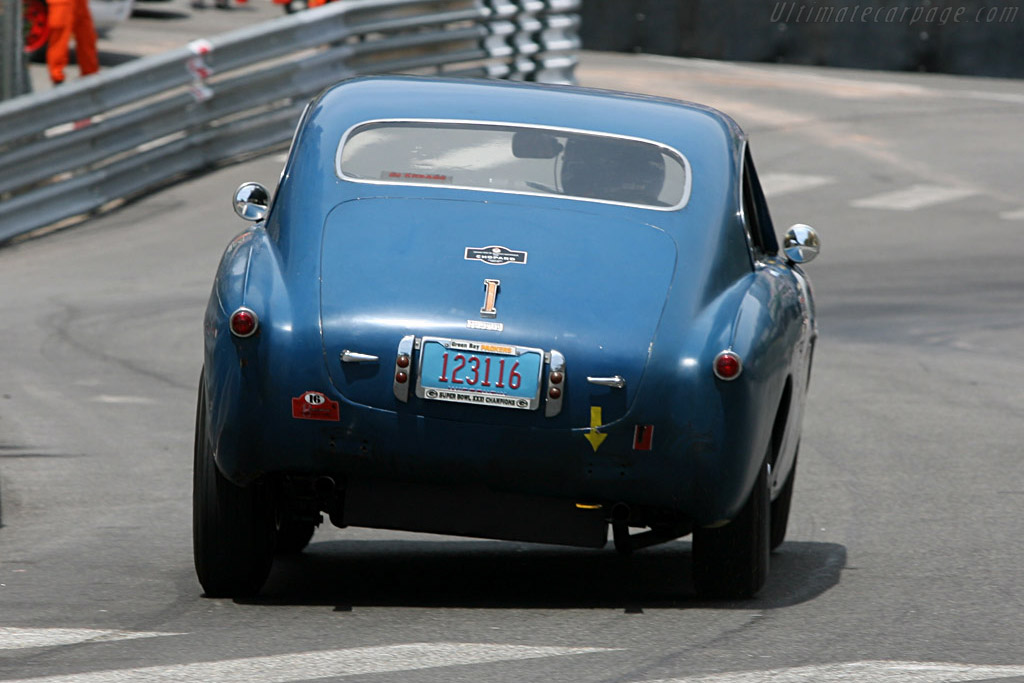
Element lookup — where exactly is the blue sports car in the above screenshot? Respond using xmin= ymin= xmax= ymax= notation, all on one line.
xmin=194 ymin=75 xmax=820 ymax=600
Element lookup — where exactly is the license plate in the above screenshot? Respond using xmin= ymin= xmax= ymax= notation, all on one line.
xmin=415 ymin=337 xmax=544 ymax=410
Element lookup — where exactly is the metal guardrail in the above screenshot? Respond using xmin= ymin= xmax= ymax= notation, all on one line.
xmin=0 ymin=0 xmax=580 ymax=243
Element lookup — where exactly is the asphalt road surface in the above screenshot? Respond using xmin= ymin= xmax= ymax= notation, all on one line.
xmin=5 ymin=9 xmax=1024 ymax=682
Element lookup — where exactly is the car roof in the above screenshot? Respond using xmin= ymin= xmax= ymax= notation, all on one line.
xmin=273 ymin=76 xmax=753 ymax=274
xmin=313 ymin=76 xmax=745 ymax=159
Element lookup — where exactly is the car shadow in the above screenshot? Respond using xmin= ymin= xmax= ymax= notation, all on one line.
xmin=97 ymin=51 xmax=139 ymax=67
xmin=129 ymin=8 xmax=192 ymax=19
xmin=27 ymin=49 xmax=137 ymax=66
xmin=37 ymin=48 xmax=140 ymax=66
xmin=245 ymin=539 xmax=846 ymax=610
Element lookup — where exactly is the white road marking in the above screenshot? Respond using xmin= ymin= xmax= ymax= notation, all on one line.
xmin=759 ymin=173 xmax=835 ymax=198
xmin=636 ymin=55 xmax=932 ymax=99
xmin=640 ymin=660 xmax=1024 ymax=683
xmin=0 ymin=642 xmax=613 ymax=683
xmin=851 ymin=184 xmax=978 ymax=211
xmin=0 ymin=628 xmax=177 ymax=650
xmin=999 ymin=207 xmax=1024 ymax=220
xmin=637 ymin=55 xmax=1024 ymax=105
xmin=962 ymin=90 xmax=1024 ymax=105
xmin=90 ymin=395 xmax=157 ymax=405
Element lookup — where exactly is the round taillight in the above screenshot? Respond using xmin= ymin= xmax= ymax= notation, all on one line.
xmin=229 ymin=307 xmax=259 ymax=338
xmin=713 ymin=350 xmax=742 ymax=381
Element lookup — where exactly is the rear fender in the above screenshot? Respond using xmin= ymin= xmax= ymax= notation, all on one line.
xmin=632 ymin=277 xmax=750 ymax=522
xmin=710 ymin=266 xmax=803 ymax=515
xmin=203 ymin=226 xmax=308 ymax=484
xmin=653 ymin=266 xmax=801 ymax=524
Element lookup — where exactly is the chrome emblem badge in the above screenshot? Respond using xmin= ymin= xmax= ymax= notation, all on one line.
xmin=465 ymin=245 xmax=527 ymax=266
xmin=481 ymin=279 xmax=500 ymax=318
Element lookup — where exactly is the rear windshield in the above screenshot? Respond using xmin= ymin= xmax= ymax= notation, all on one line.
xmin=337 ymin=120 xmax=690 ymax=210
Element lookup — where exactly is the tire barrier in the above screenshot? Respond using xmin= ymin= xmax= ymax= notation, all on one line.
xmin=579 ymin=0 xmax=1023 ymax=79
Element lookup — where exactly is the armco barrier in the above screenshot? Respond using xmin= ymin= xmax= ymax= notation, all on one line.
xmin=0 ymin=0 xmax=580 ymax=244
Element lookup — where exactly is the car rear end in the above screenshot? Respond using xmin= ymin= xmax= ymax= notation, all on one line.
xmin=196 ymin=77 xmax=809 ymax=600
xmin=209 ymin=76 xmax=764 ymax=536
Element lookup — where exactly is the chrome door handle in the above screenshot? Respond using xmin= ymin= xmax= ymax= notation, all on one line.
xmin=341 ymin=350 xmax=379 ymax=363
xmin=587 ymin=375 xmax=625 ymax=389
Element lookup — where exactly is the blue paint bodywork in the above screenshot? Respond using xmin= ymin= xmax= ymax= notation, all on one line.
xmin=202 ymin=76 xmax=816 ymax=540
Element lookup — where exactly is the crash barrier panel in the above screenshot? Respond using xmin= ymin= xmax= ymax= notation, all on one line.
xmin=580 ymin=0 xmax=1024 ymax=79
xmin=0 ymin=0 xmax=580 ymax=243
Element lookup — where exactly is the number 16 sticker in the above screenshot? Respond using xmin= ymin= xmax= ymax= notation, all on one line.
xmin=291 ymin=391 xmax=340 ymax=421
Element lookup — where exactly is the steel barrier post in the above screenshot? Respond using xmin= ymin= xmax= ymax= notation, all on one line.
xmin=0 ymin=0 xmax=31 ymax=100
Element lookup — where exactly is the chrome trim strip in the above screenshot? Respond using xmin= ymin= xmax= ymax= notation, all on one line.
xmin=545 ymin=349 xmax=566 ymax=418
xmin=393 ymin=335 xmax=415 ymax=403
xmin=587 ymin=375 xmax=625 ymax=389
xmin=335 ymin=118 xmax=693 ymax=212
xmin=737 ymin=137 xmax=754 ymax=261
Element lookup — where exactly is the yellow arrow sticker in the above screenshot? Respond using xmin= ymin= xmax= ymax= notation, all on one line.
xmin=584 ymin=406 xmax=607 ymax=452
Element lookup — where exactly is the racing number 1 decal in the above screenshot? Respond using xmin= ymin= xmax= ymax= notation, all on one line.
xmin=291 ymin=391 xmax=340 ymax=421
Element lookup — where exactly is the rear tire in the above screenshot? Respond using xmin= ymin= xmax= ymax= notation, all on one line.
xmin=770 ymin=449 xmax=798 ymax=551
xmin=193 ymin=373 xmax=275 ymax=598
xmin=692 ymin=454 xmax=771 ymax=599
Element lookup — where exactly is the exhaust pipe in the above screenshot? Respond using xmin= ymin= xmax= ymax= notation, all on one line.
xmin=611 ymin=503 xmax=631 ymax=555
xmin=312 ymin=476 xmax=347 ymax=528
xmin=314 ymin=476 xmax=337 ymax=498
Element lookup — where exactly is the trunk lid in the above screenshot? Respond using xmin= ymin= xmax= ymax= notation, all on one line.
xmin=320 ymin=197 xmax=677 ymax=427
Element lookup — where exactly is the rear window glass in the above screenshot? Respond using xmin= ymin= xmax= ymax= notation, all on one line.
xmin=337 ymin=121 xmax=690 ymax=209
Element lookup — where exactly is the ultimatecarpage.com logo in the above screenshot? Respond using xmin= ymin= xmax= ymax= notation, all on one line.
xmin=769 ymin=2 xmax=1019 ymax=25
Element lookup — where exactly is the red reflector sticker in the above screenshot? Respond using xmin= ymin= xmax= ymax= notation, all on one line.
xmin=633 ymin=424 xmax=655 ymax=451
xmin=291 ymin=392 xmax=340 ymax=421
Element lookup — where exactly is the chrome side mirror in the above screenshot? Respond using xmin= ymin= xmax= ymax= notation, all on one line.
xmin=233 ymin=182 xmax=270 ymax=222
xmin=783 ymin=224 xmax=820 ymax=264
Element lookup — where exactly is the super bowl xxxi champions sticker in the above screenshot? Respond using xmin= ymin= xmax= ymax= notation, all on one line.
xmin=464 ymin=245 xmax=528 ymax=266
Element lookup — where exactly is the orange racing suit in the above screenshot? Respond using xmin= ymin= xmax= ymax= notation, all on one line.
xmin=46 ymin=0 xmax=100 ymax=84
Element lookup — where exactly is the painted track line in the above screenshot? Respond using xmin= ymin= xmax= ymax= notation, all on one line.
xmin=759 ymin=173 xmax=835 ymax=198
xmin=90 ymin=395 xmax=158 ymax=405
xmin=850 ymin=184 xmax=978 ymax=211
xmin=639 ymin=660 xmax=1024 ymax=683
xmin=0 ymin=642 xmax=613 ymax=683
xmin=0 ymin=628 xmax=177 ymax=650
